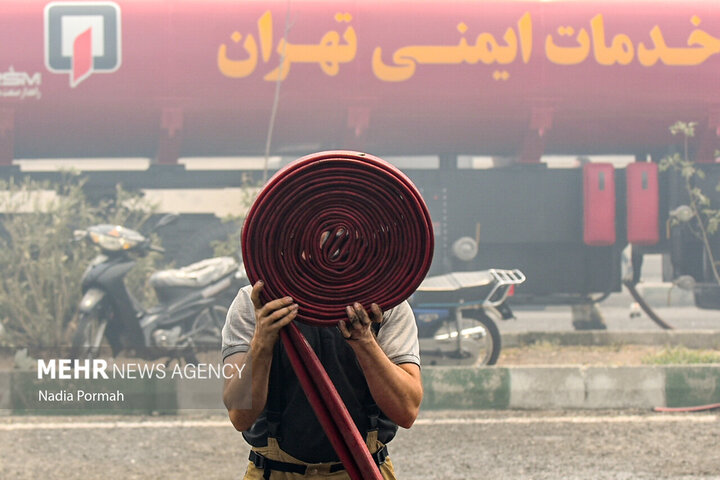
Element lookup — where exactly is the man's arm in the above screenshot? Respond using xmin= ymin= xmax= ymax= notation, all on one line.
xmin=338 ymin=303 xmax=423 ymax=429
xmin=222 ymin=350 xmax=268 ymax=431
xmin=223 ymin=281 xmax=297 ymax=431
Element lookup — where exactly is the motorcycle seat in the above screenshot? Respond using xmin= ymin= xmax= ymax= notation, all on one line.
xmin=417 ymin=271 xmax=495 ymax=292
xmin=149 ymin=257 xmax=238 ymax=289
xmin=413 ymin=269 xmax=525 ymax=307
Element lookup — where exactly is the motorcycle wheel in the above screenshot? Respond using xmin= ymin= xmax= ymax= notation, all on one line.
xmin=419 ymin=309 xmax=502 ymax=366
xmin=461 ymin=309 xmax=502 ymax=366
xmin=189 ymin=304 xmax=229 ymax=348
xmin=70 ymin=309 xmax=108 ymax=359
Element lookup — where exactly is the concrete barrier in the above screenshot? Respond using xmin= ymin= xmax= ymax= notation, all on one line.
xmin=420 ymin=365 xmax=720 ymax=410
xmin=0 ymin=371 xmax=10 ymax=414
xmin=502 ymin=330 xmax=720 ymax=349
xmin=1 ymin=365 xmax=719 ymax=413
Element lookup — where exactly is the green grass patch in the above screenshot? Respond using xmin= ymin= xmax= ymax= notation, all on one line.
xmin=526 ymin=339 xmax=561 ymax=350
xmin=642 ymin=346 xmax=720 ymax=365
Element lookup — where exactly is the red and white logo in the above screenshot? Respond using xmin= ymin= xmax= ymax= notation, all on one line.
xmin=44 ymin=2 xmax=121 ymax=87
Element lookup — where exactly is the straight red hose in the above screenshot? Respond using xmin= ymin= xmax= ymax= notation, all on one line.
xmin=279 ymin=326 xmax=366 ymax=480
xmin=654 ymin=403 xmax=720 ymax=413
xmin=242 ymin=151 xmax=434 ymax=479
xmin=282 ymin=325 xmax=379 ymax=480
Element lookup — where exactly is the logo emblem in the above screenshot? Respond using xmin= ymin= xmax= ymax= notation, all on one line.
xmin=44 ymin=2 xmax=121 ymax=87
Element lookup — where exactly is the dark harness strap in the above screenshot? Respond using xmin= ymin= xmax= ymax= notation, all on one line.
xmin=266 ymin=343 xmax=284 ymax=441
xmin=261 ymin=322 xmax=385 ymax=478
xmin=365 ymin=321 xmax=383 ymax=432
xmin=365 ymin=397 xmax=380 ymax=432
xmin=250 ymin=445 xmax=388 ymax=478
xmin=267 ymin=323 xmax=384 ymax=438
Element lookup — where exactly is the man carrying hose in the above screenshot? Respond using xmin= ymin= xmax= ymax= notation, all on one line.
xmin=222 ymin=279 xmax=422 ymax=479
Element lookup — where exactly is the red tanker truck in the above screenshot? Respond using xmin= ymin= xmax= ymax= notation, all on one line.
xmin=1 ymin=0 xmax=719 ymax=318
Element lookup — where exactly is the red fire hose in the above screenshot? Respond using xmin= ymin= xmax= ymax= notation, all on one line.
xmin=242 ymin=151 xmax=434 ymax=479
xmin=242 ymin=150 xmax=434 ymax=325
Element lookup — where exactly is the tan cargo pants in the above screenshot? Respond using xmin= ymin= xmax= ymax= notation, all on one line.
xmin=242 ymin=430 xmax=397 ymax=479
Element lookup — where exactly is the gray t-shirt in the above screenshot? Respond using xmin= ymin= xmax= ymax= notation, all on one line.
xmin=222 ymin=284 xmax=420 ymax=366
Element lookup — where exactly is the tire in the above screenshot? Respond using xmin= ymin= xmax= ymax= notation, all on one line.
xmin=70 ymin=308 xmax=109 ymax=359
xmin=419 ymin=308 xmax=502 ymax=366
xmin=189 ymin=304 xmax=229 ymax=349
xmin=463 ymin=309 xmax=502 ymax=366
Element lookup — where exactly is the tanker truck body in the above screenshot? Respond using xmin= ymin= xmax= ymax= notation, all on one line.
xmin=1 ymin=0 xmax=719 ymax=308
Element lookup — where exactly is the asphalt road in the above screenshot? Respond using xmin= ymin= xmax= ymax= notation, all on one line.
xmin=1 ymin=410 xmax=718 ymax=480
xmin=501 ymin=253 xmax=720 ymax=333
xmin=502 ymin=294 xmax=720 ymax=333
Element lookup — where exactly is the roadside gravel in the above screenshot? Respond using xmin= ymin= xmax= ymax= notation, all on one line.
xmin=1 ymin=411 xmax=718 ymax=479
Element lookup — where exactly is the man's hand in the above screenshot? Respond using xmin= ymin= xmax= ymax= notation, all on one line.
xmin=338 ymin=301 xmax=422 ymax=428
xmin=338 ymin=302 xmax=383 ymax=344
xmin=249 ymin=280 xmax=298 ymax=358
xmin=224 ymin=281 xmax=297 ymax=431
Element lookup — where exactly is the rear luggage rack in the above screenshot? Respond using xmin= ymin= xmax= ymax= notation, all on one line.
xmin=485 ymin=269 xmax=526 ymax=307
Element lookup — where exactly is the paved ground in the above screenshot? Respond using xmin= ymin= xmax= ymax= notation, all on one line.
xmin=503 ymin=298 xmax=720 ymax=333
xmin=1 ymin=410 xmax=718 ymax=479
xmin=2 ymin=271 xmax=718 ymax=478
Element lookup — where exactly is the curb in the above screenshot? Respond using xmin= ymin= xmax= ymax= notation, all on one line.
xmin=421 ymin=365 xmax=720 ymax=410
xmin=2 ymin=365 xmax=719 ymax=413
xmin=502 ymin=330 xmax=720 ymax=349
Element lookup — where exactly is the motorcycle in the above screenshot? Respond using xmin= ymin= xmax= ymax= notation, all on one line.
xmin=71 ymin=214 xmax=245 ymax=362
xmin=410 ymin=269 xmax=526 ymax=366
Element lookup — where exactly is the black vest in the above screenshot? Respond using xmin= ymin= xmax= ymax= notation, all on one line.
xmin=242 ymin=322 xmax=398 ymax=463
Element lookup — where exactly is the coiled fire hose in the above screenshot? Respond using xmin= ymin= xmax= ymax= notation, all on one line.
xmin=242 ymin=151 xmax=434 ymax=480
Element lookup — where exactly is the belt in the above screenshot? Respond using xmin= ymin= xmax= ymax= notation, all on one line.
xmin=249 ymin=445 xmax=388 ymax=476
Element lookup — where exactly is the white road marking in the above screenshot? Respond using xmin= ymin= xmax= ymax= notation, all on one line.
xmin=0 ymin=414 xmax=715 ymax=431
xmin=0 ymin=420 xmax=231 ymax=431
xmin=413 ymin=415 xmax=718 ymax=425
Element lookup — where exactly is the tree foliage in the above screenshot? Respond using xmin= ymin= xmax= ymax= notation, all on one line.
xmin=659 ymin=121 xmax=720 ymax=284
xmin=0 ymin=175 xmax=161 ymax=348
xmin=211 ymin=176 xmax=261 ymax=262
